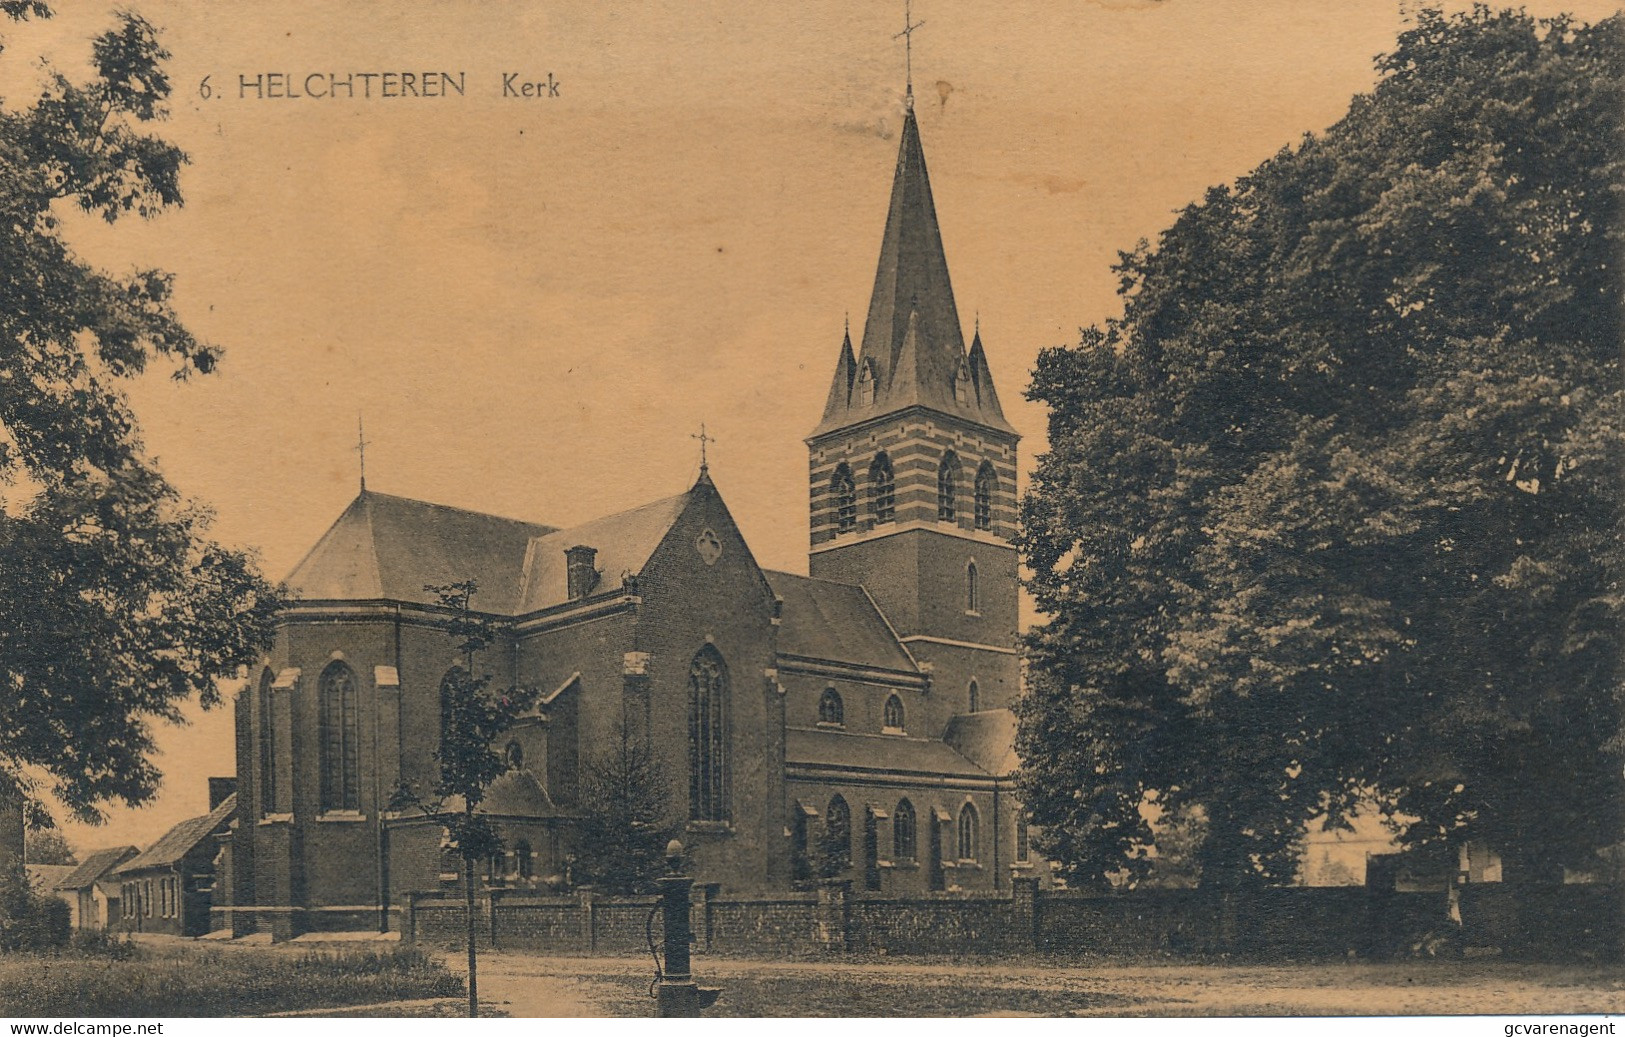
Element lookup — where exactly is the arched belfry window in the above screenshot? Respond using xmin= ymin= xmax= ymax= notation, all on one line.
xmin=818 ymin=687 xmax=844 ymax=726
xmin=319 ymin=662 xmax=360 ymax=812
xmin=954 ymin=360 xmax=973 ymax=405
xmin=687 ymin=646 xmax=730 ymax=822
xmin=966 ymin=560 xmax=980 ymax=613
xmin=958 ymin=803 xmax=979 ymax=861
xmin=869 ymin=453 xmax=895 ymax=524
xmin=937 ymin=451 xmax=961 ymax=522
xmin=894 ymin=798 xmax=917 ymax=861
xmin=257 ymin=669 xmax=277 ymax=815
xmin=968 ymin=678 xmax=980 ymax=714
xmin=831 ymin=464 xmax=857 ymax=533
xmin=974 ymin=462 xmax=997 ymax=531
xmin=883 ymin=694 xmax=905 ymax=733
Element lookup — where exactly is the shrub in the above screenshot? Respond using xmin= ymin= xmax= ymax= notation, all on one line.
xmin=0 ymin=863 xmax=69 ymax=952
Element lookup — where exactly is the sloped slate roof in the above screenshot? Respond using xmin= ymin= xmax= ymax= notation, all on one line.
xmin=786 ymin=728 xmax=987 ymax=779
xmin=57 ymin=845 xmax=139 ymax=890
xmin=516 ymin=491 xmax=691 ymax=613
xmin=26 ymin=864 xmax=73 ymax=893
xmin=765 ymin=570 xmax=917 ymax=673
xmin=479 ymin=770 xmax=562 ymax=818
xmin=943 ymin=708 xmax=1020 ymax=777
xmin=286 ymin=491 xmax=557 ymax=613
xmin=114 ymin=794 xmax=235 ymax=875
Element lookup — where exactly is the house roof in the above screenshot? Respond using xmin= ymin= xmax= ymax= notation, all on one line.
xmin=811 ymin=106 xmax=1014 ymax=438
xmin=943 ymin=708 xmax=1020 ymax=777
xmin=516 ymin=490 xmax=692 ymax=613
xmin=286 ymin=491 xmax=557 ymax=613
xmin=114 ymin=794 xmax=236 ymax=875
xmin=26 ymin=864 xmax=73 ymax=893
xmin=56 ymin=846 xmax=140 ymax=891
xmin=786 ymin=727 xmax=988 ymax=779
xmin=764 ymin=570 xmax=917 ymax=673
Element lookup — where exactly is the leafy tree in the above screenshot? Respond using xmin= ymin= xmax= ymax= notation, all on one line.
xmin=571 ymin=725 xmax=677 ymax=896
xmin=0 ymin=858 xmax=69 ymax=951
xmin=390 ymin=581 xmax=537 ymax=1018
xmin=1018 ymin=7 xmax=1622 ymax=890
xmin=23 ymin=829 xmax=74 ymax=866
xmin=0 ymin=6 xmax=279 ymax=823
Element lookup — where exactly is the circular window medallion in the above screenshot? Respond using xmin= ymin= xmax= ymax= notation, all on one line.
xmin=696 ymin=528 xmax=723 ymax=566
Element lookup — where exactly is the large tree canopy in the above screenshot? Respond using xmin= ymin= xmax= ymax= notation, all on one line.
xmin=1018 ymin=7 xmax=1622 ymax=889
xmin=0 ymin=7 xmax=278 ymax=822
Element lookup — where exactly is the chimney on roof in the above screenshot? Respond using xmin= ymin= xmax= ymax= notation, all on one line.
xmin=565 ymin=545 xmax=599 ymax=601
xmin=208 ymin=777 xmax=236 ymax=810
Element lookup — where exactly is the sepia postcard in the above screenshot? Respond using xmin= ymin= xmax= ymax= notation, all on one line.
xmin=0 ymin=0 xmax=1620 ymax=1023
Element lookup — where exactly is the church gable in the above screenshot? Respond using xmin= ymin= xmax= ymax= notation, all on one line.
xmin=634 ymin=473 xmax=775 ymax=609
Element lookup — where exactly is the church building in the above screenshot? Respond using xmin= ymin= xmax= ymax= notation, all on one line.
xmin=218 ymin=95 xmax=1035 ymax=939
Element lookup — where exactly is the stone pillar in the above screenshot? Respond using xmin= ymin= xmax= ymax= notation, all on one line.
xmin=577 ymin=887 xmax=596 ymax=951
xmin=815 ymin=879 xmax=852 ymax=954
xmin=1011 ymin=875 xmax=1040 ymax=951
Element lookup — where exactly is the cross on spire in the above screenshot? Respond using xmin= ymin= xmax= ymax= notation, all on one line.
xmin=895 ymin=0 xmax=924 ymax=108
xmin=691 ymin=423 xmax=715 ymax=472
xmin=355 ymin=414 xmax=371 ymax=492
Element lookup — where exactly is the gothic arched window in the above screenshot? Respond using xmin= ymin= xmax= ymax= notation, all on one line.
xmin=818 ymin=687 xmax=844 ymax=726
xmin=958 ymin=803 xmax=979 ymax=861
xmin=825 ymin=795 xmax=851 ymax=868
xmin=831 ymin=463 xmax=857 ymax=533
xmin=966 ymin=560 xmax=980 ymax=613
xmin=937 ymin=451 xmax=961 ymax=522
xmin=319 ymin=662 xmax=360 ymax=812
xmin=505 ymin=740 xmax=524 ymax=769
xmin=954 ymin=360 xmax=973 ymax=405
xmin=893 ymin=798 xmax=917 ymax=861
xmin=1016 ymin=812 xmax=1031 ymax=863
xmin=869 ymin=453 xmax=895 ymax=524
xmin=257 ymin=669 xmax=277 ymax=816
xmin=974 ymin=461 xmax=996 ymax=531
xmin=883 ymin=694 xmax=905 ymax=733
xmin=687 ymin=646 xmax=730 ymax=822
xmin=968 ymin=678 xmax=980 ymax=714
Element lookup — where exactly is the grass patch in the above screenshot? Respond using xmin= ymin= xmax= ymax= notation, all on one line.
xmin=0 ymin=943 xmax=464 ymax=1017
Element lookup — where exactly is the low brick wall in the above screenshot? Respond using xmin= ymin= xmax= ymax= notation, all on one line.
xmin=401 ymin=880 xmax=1620 ymax=961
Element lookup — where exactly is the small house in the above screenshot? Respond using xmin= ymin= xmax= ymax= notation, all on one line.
xmin=113 ymin=788 xmax=235 ymax=937
xmin=56 ymin=846 xmax=139 ymax=930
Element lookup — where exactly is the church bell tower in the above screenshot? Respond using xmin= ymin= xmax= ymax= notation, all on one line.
xmin=806 ymin=98 xmax=1020 ymax=727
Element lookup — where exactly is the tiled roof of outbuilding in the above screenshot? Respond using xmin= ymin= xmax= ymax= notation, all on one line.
xmin=114 ymin=794 xmax=235 ymax=875
xmin=765 ymin=570 xmax=917 ymax=673
xmin=56 ymin=845 xmax=139 ymax=890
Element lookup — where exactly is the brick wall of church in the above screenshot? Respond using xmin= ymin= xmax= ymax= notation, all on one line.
xmin=633 ymin=480 xmax=786 ymax=893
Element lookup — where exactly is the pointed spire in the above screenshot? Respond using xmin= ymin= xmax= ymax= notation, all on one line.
xmin=808 ymin=80 xmax=1015 ymax=439
xmin=819 ymin=325 xmax=859 ymax=421
xmin=967 ymin=327 xmax=1004 ymax=415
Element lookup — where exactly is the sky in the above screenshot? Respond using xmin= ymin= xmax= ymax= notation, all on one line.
xmin=7 ymin=0 xmax=1616 ymax=855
